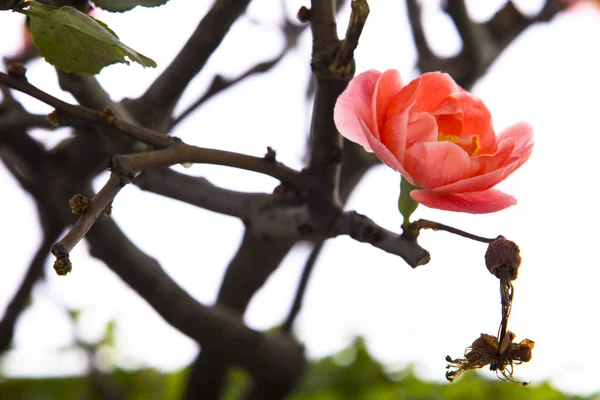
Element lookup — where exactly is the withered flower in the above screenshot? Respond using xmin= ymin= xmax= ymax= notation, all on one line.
xmin=446 ymin=331 xmax=534 ymax=385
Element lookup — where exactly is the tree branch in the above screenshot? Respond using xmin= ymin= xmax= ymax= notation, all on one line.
xmin=112 ymin=145 xmax=302 ymax=191
xmin=138 ymin=0 xmax=253 ymax=123
xmin=407 ymin=0 xmax=563 ymax=89
xmin=281 ymin=241 xmax=323 ymax=334
xmin=0 ymin=72 xmax=304 ymax=190
xmin=0 ymin=225 xmax=62 ymax=352
xmin=50 ymin=172 xmax=127 ymax=275
xmin=333 ymin=211 xmax=430 ymax=267
xmin=134 ymin=168 xmax=271 ymax=220
xmin=85 ymin=217 xmax=306 ymax=392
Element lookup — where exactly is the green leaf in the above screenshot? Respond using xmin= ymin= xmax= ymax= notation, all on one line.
xmin=20 ymin=0 xmax=157 ymax=74
xmin=101 ymin=319 xmax=116 ymax=348
xmin=398 ymin=176 xmax=419 ymax=227
xmin=92 ymin=0 xmax=170 ymax=13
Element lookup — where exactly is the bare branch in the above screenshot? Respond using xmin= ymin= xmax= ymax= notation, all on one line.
xmin=171 ymin=54 xmax=286 ymax=129
xmin=50 ymin=173 xmax=127 ymax=275
xmin=333 ymin=211 xmax=430 ymax=268
xmin=134 ymin=168 xmax=271 ymax=220
xmin=1 ymin=73 xmax=304 ymax=190
xmin=85 ymin=217 xmax=305 ymax=396
xmin=0 ymin=226 xmax=62 ymax=352
xmin=112 ymin=145 xmax=302 ymax=190
xmin=0 ymin=71 xmax=175 ymax=148
xmin=407 ymin=0 xmax=563 ymax=89
xmin=138 ymin=0 xmax=253 ymax=120
xmin=281 ymin=241 xmax=323 ymax=334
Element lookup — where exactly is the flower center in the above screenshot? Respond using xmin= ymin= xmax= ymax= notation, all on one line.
xmin=437 ymin=133 xmax=480 ymax=156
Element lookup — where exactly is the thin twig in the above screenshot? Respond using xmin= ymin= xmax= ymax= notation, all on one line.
xmin=171 ymin=55 xmax=286 ymax=129
xmin=282 ymin=241 xmax=324 ymax=334
xmin=139 ymin=0 xmax=253 ymax=117
xmin=0 ymin=72 xmax=304 ymax=189
xmin=411 ymin=218 xmax=496 ymax=243
xmin=0 ymin=226 xmax=62 ymax=352
xmin=334 ymin=0 xmax=369 ymax=70
xmin=112 ymin=145 xmax=302 ymax=191
xmin=50 ymin=173 xmax=128 ymax=275
xmin=0 ymin=71 xmax=175 ymax=148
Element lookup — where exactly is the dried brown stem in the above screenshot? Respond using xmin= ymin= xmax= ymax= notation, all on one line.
xmin=408 ymin=218 xmax=496 ymax=244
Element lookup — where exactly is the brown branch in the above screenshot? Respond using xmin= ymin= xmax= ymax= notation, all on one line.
xmin=305 ymin=0 xmax=369 ymax=217
xmin=50 ymin=172 xmax=128 ymax=275
xmin=138 ymin=0 xmax=253 ymax=121
xmin=112 ymin=145 xmax=302 ymax=191
xmin=0 ymin=72 xmax=304 ymax=190
xmin=171 ymin=54 xmax=286 ymax=129
xmin=333 ymin=211 xmax=430 ymax=267
xmin=408 ymin=218 xmax=496 ymax=244
xmin=0 ymin=225 xmax=62 ymax=352
xmin=0 ymin=71 xmax=175 ymax=148
xmin=407 ymin=0 xmax=563 ymax=89
xmin=170 ymin=11 xmax=307 ymax=129
xmin=183 ymin=231 xmax=297 ymax=400
xmin=335 ymin=0 xmax=370 ymax=69
xmin=281 ymin=241 xmax=323 ymax=334
xmin=85 ymin=217 xmax=305 ymax=399
xmin=134 ymin=168 xmax=271 ymax=220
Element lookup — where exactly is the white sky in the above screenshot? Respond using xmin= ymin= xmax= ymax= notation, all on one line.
xmin=1 ymin=0 xmax=600 ymax=396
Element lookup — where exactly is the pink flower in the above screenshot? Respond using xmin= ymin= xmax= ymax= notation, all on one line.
xmin=334 ymin=70 xmax=533 ymax=214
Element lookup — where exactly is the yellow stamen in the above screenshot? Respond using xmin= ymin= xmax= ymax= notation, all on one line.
xmin=438 ymin=133 xmax=480 ymax=156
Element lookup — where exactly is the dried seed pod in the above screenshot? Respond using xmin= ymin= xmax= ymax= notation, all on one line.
xmin=446 ymin=331 xmax=534 ymax=385
xmin=485 ymin=236 xmax=521 ymax=280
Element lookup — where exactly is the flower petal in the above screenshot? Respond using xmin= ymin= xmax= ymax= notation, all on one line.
xmin=435 ymin=122 xmax=533 ymax=193
xmin=380 ymin=109 xmax=410 ymax=164
xmin=381 ymin=109 xmax=438 ymax=165
xmin=404 ymin=141 xmax=470 ymax=189
xmin=373 ymin=69 xmax=403 ymax=136
xmin=412 ymin=72 xmax=459 ymax=112
xmin=433 ymin=92 xmax=496 ymax=152
xmin=386 ymin=72 xmax=458 ymax=119
xmin=466 ymin=136 xmax=515 ymax=178
xmin=411 ymin=189 xmax=517 ymax=213
xmin=334 ymin=69 xmax=381 ymax=150
xmin=358 ymin=115 xmax=413 ymax=181
xmin=497 ymin=122 xmax=534 ymax=165
xmin=406 ymin=112 xmax=438 ymax=148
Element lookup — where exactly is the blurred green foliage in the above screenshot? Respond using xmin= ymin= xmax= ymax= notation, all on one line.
xmin=0 ymin=339 xmax=594 ymax=400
